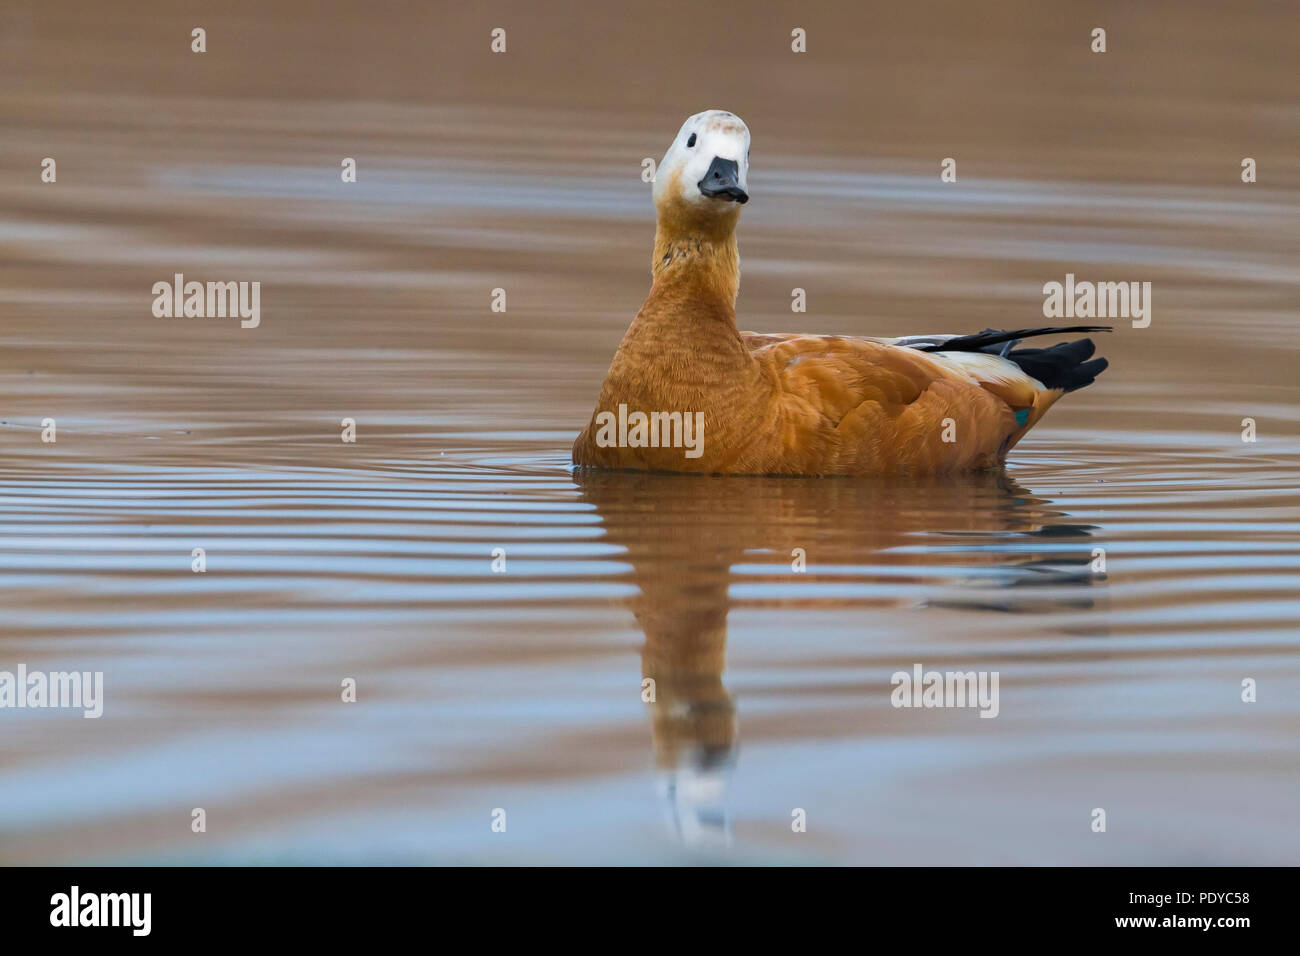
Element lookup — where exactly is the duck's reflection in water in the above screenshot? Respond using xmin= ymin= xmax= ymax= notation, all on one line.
xmin=573 ymin=468 xmax=1099 ymax=847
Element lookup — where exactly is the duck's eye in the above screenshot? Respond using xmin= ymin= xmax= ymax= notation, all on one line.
xmin=686 ymin=133 xmax=697 ymax=148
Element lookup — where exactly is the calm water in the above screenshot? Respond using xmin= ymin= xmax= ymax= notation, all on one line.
xmin=1 ymin=1 xmax=1298 ymax=864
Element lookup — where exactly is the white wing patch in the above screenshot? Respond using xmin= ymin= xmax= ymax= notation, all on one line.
xmin=928 ymin=350 xmax=1046 ymax=390
xmin=889 ymin=333 xmax=962 ymax=349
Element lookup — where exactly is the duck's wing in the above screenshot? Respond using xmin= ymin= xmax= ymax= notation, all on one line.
xmin=743 ymin=331 xmax=1037 ymax=417
xmin=743 ymin=325 xmax=1109 ymax=397
xmin=740 ymin=328 xmax=1108 ymax=472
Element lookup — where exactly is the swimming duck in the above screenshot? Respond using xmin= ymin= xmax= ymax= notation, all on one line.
xmin=572 ymin=110 xmax=1109 ymax=477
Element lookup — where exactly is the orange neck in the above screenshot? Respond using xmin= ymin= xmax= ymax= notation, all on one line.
xmin=650 ymin=198 xmax=741 ymax=308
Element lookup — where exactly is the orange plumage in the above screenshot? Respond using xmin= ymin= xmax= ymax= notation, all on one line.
xmin=573 ymin=111 xmax=1108 ymax=477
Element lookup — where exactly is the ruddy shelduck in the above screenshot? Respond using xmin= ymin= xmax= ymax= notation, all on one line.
xmin=573 ymin=110 xmax=1109 ymax=477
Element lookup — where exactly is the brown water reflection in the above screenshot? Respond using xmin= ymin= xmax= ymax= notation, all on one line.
xmin=578 ymin=468 xmax=1103 ymax=846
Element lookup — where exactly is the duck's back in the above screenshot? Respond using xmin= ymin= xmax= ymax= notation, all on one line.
xmin=734 ymin=327 xmax=1107 ymax=476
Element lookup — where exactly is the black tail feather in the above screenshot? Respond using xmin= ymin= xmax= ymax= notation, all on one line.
xmin=919 ymin=326 xmax=1111 ymax=392
xmin=915 ymin=325 xmax=1111 ymax=353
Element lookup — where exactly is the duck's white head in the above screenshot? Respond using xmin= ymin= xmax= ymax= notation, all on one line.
xmin=653 ymin=110 xmax=750 ymax=210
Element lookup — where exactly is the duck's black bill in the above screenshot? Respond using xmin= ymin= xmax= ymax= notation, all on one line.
xmin=698 ymin=157 xmax=748 ymax=203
